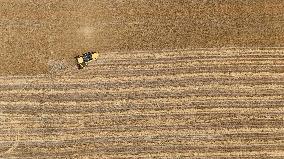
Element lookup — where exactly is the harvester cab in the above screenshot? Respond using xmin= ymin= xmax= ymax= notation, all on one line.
xmin=76 ymin=51 xmax=99 ymax=69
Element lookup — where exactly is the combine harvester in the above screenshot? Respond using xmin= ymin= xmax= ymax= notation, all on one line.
xmin=76 ymin=51 xmax=99 ymax=69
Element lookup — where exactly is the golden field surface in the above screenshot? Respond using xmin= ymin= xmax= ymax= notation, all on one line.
xmin=0 ymin=48 xmax=283 ymax=158
xmin=0 ymin=0 xmax=284 ymax=75
xmin=0 ymin=0 xmax=284 ymax=158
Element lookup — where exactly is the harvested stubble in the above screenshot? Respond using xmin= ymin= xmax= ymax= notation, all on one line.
xmin=0 ymin=48 xmax=283 ymax=158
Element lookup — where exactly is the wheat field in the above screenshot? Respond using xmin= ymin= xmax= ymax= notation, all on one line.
xmin=1 ymin=0 xmax=284 ymax=75
xmin=1 ymin=0 xmax=284 ymax=158
xmin=0 ymin=48 xmax=283 ymax=158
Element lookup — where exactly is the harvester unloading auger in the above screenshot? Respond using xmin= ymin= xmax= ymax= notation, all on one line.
xmin=76 ymin=51 xmax=99 ymax=69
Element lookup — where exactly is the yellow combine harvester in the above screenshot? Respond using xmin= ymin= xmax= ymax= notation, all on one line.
xmin=76 ymin=51 xmax=99 ymax=69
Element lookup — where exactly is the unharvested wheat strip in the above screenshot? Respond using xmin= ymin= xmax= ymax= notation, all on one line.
xmin=3 ymin=127 xmax=281 ymax=139
xmin=2 ymin=119 xmax=282 ymax=133
xmin=10 ymin=143 xmax=282 ymax=156
xmin=1 ymin=75 xmax=283 ymax=89
xmin=90 ymin=124 xmax=282 ymax=133
xmin=0 ymin=127 xmax=283 ymax=140
xmin=101 ymin=51 xmax=284 ymax=59
xmin=1 ymin=102 xmax=283 ymax=115
xmin=102 ymin=48 xmax=284 ymax=58
xmin=5 ymin=115 xmax=281 ymax=128
xmin=1 ymin=127 xmax=283 ymax=141
xmin=101 ymin=54 xmax=284 ymax=63
xmin=98 ymin=58 xmax=284 ymax=66
xmin=19 ymin=107 xmax=284 ymax=116
xmin=1 ymin=107 xmax=282 ymax=118
xmin=0 ymin=90 xmax=282 ymax=100
xmin=1 ymin=79 xmax=283 ymax=91
xmin=0 ymin=81 xmax=283 ymax=94
xmin=23 ymin=144 xmax=283 ymax=157
xmin=59 ymin=72 xmax=284 ymax=84
xmin=98 ymin=144 xmax=282 ymax=154
xmin=93 ymin=150 xmax=284 ymax=158
xmin=10 ymin=99 xmax=284 ymax=107
xmin=74 ymin=72 xmax=282 ymax=80
xmin=4 ymin=148 xmax=281 ymax=159
xmin=100 ymin=51 xmax=284 ymax=59
xmin=95 ymin=58 xmax=284 ymax=67
xmin=24 ymin=118 xmax=284 ymax=128
xmin=90 ymin=69 xmax=283 ymax=78
xmin=2 ymin=135 xmax=282 ymax=146
xmin=86 ymin=64 xmax=284 ymax=73
xmin=77 ymin=124 xmax=284 ymax=134
xmin=90 ymin=64 xmax=284 ymax=72
xmin=97 ymin=57 xmax=284 ymax=66
xmin=0 ymin=114 xmax=283 ymax=131
xmin=105 ymin=49 xmax=284 ymax=56
xmin=0 ymin=84 xmax=283 ymax=94
xmin=102 ymin=53 xmax=284 ymax=62
xmin=1 ymin=72 xmax=282 ymax=84
xmin=1 ymin=114 xmax=283 ymax=129
xmin=92 ymin=61 xmax=284 ymax=70
xmin=102 ymin=57 xmax=284 ymax=64
xmin=195 ymin=150 xmax=284 ymax=158
xmin=5 ymin=140 xmax=283 ymax=155
xmin=193 ymin=153 xmax=284 ymax=158
xmin=103 ymin=47 xmax=284 ymax=54
xmin=0 ymin=135 xmax=281 ymax=148
xmin=61 ymin=72 xmax=284 ymax=81
xmin=1 ymin=100 xmax=282 ymax=114
xmin=3 ymin=131 xmax=281 ymax=146
xmin=77 ymin=68 xmax=283 ymax=80
xmin=0 ymin=96 xmax=282 ymax=107
xmin=0 ymin=128 xmax=284 ymax=141
xmin=87 ymin=70 xmax=283 ymax=79
xmin=97 ymin=107 xmax=283 ymax=116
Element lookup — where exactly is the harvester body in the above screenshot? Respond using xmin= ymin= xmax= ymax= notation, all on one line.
xmin=76 ymin=52 xmax=99 ymax=69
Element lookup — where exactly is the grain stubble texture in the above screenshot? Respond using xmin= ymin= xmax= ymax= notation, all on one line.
xmin=0 ymin=0 xmax=284 ymax=158
xmin=0 ymin=0 xmax=284 ymax=74
xmin=0 ymin=48 xmax=284 ymax=158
